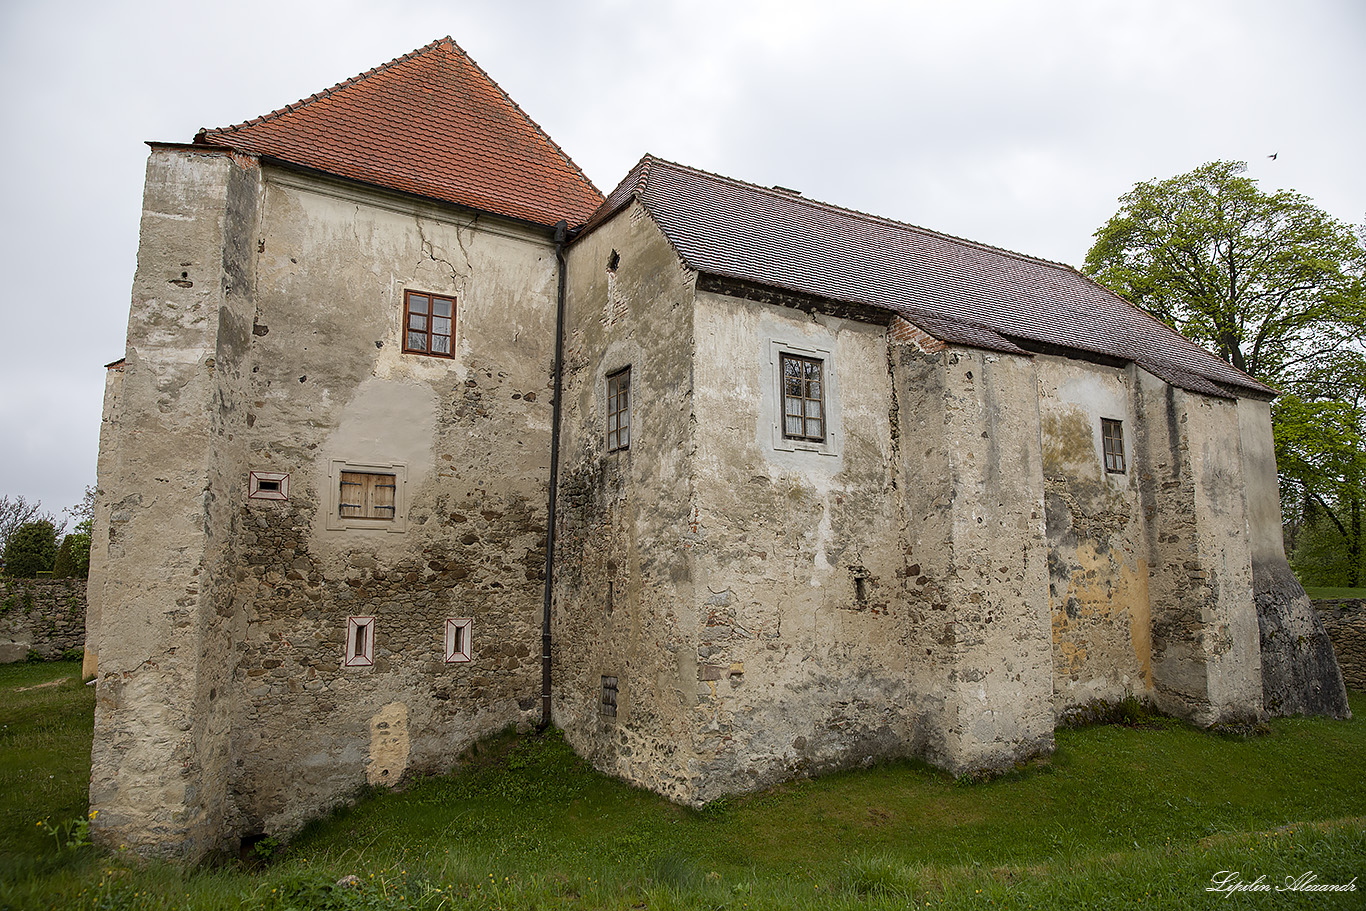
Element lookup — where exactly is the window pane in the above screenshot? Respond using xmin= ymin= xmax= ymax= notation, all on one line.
xmin=806 ymin=418 xmax=823 ymax=438
xmin=432 ymin=335 xmax=450 ymax=354
xmin=432 ymin=317 xmax=451 ymax=336
xmin=409 ymin=294 xmax=428 ymax=314
xmin=409 ymin=314 xmax=427 ymax=331
xmin=432 ymin=299 xmax=451 ymax=317
xmin=786 ymin=375 xmax=803 ymax=397
xmin=608 ymin=413 xmax=618 ymax=432
xmin=620 ymin=426 xmax=629 ymax=448
xmin=805 ymin=400 xmax=821 ymax=418
xmin=408 ymin=332 xmax=427 ymax=351
xmin=786 ymin=415 xmax=802 ymax=436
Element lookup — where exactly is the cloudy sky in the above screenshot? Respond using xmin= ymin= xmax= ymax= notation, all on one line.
xmin=1 ymin=0 xmax=1363 ymax=522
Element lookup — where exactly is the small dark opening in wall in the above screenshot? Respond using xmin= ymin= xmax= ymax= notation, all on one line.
xmin=256 ymin=479 xmax=280 ymax=493
xmin=606 ymin=580 xmax=614 ymax=615
xmin=854 ymin=575 xmax=868 ymax=605
xmin=607 ymin=250 xmax=620 ymax=272
xmin=239 ymin=831 xmax=269 ymax=863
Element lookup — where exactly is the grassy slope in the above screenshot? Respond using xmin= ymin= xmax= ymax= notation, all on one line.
xmin=1305 ymin=586 xmax=1366 ymax=600
xmin=1 ymin=661 xmax=1363 ymax=910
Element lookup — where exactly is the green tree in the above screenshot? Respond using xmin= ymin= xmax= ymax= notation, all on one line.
xmin=1083 ymin=161 xmax=1366 ymax=586
xmin=1084 ymin=160 xmax=1364 ymax=382
xmin=3 ymin=520 xmax=58 ymax=578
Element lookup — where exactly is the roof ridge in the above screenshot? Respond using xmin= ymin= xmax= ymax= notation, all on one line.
xmin=198 ymin=37 xmax=451 ymax=139
xmin=448 ymin=41 xmax=602 ymax=198
xmin=641 ymin=156 xmax=1078 ymax=273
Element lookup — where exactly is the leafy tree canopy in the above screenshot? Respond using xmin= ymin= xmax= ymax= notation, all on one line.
xmin=1084 ymin=161 xmax=1366 ymax=586
xmin=1083 ymin=160 xmax=1364 ymax=383
xmin=3 ymin=520 xmax=58 ymax=578
xmin=0 ymin=496 xmax=58 ymax=556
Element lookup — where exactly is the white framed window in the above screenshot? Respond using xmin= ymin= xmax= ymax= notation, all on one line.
xmin=249 ymin=470 xmax=289 ymax=501
xmin=768 ymin=339 xmax=840 ymax=456
xmin=445 ymin=618 xmax=473 ymax=663
xmin=345 ymin=616 xmax=376 ymax=667
xmin=326 ymin=460 xmax=408 ymax=532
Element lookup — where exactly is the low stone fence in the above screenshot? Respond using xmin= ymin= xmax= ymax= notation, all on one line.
xmin=1314 ymin=599 xmax=1366 ymax=693
xmin=0 ymin=578 xmax=87 ymax=662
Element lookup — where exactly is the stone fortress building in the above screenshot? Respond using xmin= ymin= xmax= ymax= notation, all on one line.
xmin=85 ymin=37 xmax=1349 ymax=860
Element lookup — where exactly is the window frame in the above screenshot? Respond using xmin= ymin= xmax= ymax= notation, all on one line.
xmin=606 ymin=367 xmax=631 ymax=453
xmin=768 ymin=339 xmax=840 ymax=456
xmin=345 ymin=616 xmax=376 ymax=668
xmin=1101 ymin=418 xmax=1126 ymax=474
xmin=402 ymin=289 xmax=456 ymax=359
xmin=445 ymin=618 xmax=473 ymax=664
xmin=780 ymin=352 xmax=827 ymax=443
xmin=248 ymin=470 xmax=289 ymax=501
xmin=326 ymin=460 xmax=409 ymax=532
xmin=600 ymin=675 xmax=619 ymax=719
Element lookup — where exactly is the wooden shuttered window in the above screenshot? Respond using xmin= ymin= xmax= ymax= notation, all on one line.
xmin=338 ymin=471 xmax=397 ymax=520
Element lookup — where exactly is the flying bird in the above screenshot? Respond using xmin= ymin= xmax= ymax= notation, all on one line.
xmin=1268 ymin=152 xmax=1278 ymax=160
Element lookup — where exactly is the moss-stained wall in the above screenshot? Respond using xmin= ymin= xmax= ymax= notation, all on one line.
xmin=88 ymin=146 xmax=258 ymax=859
xmin=225 ymin=170 xmax=556 ymax=840
xmin=554 ymin=202 xmax=702 ymax=802
xmin=1037 ymin=357 xmax=1153 ymax=712
xmin=89 ymin=157 xmax=560 ymax=858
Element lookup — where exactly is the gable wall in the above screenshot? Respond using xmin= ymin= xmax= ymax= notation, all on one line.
xmin=224 ymin=170 xmax=558 ymax=840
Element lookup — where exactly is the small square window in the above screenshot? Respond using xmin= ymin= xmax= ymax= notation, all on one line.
xmin=781 ymin=353 xmax=825 ymax=442
xmin=1102 ymin=418 xmax=1126 ymax=474
xmin=403 ymin=290 xmax=456 ymax=358
xmin=249 ymin=470 xmax=289 ymax=501
xmin=445 ymin=618 xmax=473 ymax=663
xmin=346 ymin=616 xmax=375 ymax=667
xmin=601 ymin=675 xmax=618 ymax=718
xmin=607 ymin=368 xmax=631 ymax=452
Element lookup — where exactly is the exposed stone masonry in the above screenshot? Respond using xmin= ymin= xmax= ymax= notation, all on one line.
xmin=1314 ymin=600 xmax=1366 ymax=692
xmin=0 ymin=578 xmax=87 ymax=663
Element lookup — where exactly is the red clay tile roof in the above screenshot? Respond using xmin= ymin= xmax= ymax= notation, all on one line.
xmin=591 ymin=156 xmax=1272 ymax=399
xmin=195 ymin=38 xmax=603 ymax=228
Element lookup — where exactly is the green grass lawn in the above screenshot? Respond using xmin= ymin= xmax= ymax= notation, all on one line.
xmin=1305 ymin=586 xmax=1366 ymax=601
xmin=2 ymin=661 xmax=1363 ymax=910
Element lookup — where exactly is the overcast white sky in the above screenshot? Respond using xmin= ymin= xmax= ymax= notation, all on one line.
xmin=1 ymin=0 xmax=1363 ymax=521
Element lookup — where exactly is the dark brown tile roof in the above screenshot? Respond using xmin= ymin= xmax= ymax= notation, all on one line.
xmin=591 ymin=156 xmax=1271 ymax=399
xmin=195 ymin=38 xmax=603 ymax=228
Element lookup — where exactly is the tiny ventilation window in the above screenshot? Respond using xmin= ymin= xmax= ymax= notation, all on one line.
xmin=601 ymin=675 xmax=618 ymax=718
xmin=249 ymin=471 xmax=289 ymax=501
xmin=345 ymin=616 xmax=375 ymax=667
xmin=445 ymin=618 xmax=472 ymax=663
xmin=607 ymin=250 xmax=620 ymax=272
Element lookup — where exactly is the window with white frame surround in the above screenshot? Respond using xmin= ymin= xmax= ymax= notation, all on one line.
xmin=445 ymin=618 xmax=472 ymax=663
xmin=249 ymin=470 xmax=289 ymax=501
xmin=768 ymin=339 xmax=839 ymax=455
xmin=345 ymin=616 xmax=376 ymax=667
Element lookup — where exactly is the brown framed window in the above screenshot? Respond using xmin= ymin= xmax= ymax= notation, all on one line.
xmin=339 ymin=471 xmax=397 ymax=520
xmin=781 ymin=353 xmax=826 ymax=442
xmin=1102 ymin=418 xmax=1126 ymax=473
xmin=345 ymin=616 xmax=375 ymax=667
xmin=403 ymin=290 xmax=455 ymax=358
xmin=607 ymin=368 xmax=630 ymax=452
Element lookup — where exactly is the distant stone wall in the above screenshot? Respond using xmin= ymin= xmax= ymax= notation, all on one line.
xmin=1314 ymin=600 xmax=1366 ymax=693
xmin=0 ymin=578 xmax=87 ymax=662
